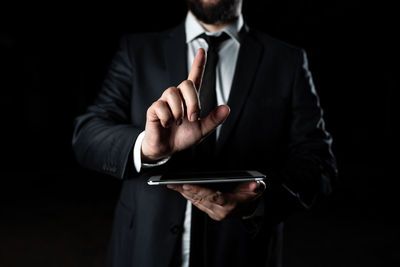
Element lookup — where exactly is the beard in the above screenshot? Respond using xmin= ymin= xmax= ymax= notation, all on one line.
xmin=186 ymin=0 xmax=241 ymax=25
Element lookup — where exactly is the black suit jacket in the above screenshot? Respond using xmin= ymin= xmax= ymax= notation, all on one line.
xmin=72 ymin=22 xmax=337 ymax=267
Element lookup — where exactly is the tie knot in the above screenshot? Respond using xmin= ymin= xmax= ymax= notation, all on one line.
xmin=199 ymin=32 xmax=230 ymax=51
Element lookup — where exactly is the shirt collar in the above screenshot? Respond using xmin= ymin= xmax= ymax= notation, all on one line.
xmin=185 ymin=11 xmax=245 ymax=44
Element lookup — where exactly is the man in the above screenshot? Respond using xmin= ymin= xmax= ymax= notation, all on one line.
xmin=72 ymin=0 xmax=337 ymax=266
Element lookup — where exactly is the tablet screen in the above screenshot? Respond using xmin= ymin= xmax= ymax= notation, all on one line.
xmin=160 ymin=171 xmax=253 ymax=181
xmin=147 ymin=170 xmax=266 ymax=185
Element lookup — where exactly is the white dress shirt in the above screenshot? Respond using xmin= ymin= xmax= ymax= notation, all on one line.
xmin=133 ymin=11 xmax=245 ymax=267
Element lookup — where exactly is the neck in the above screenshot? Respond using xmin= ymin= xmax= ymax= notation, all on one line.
xmin=199 ymin=21 xmax=229 ymax=33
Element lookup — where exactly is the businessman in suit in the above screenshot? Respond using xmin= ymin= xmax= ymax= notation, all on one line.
xmin=72 ymin=0 xmax=337 ymax=266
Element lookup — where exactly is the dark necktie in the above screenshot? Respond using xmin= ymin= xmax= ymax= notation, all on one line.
xmin=189 ymin=32 xmax=230 ymax=267
xmin=199 ymin=32 xmax=230 ymax=119
xmin=194 ymin=32 xmax=230 ymax=162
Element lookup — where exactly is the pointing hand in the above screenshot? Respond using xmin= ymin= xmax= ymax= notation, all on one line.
xmin=141 ymin=48 xmax=230 ymax=162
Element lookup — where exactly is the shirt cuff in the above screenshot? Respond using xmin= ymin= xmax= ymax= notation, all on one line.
xmin=242 ymin=196 xmax=265 ymax=220
xmin=133 ymin=131 xmax=171 ymax=173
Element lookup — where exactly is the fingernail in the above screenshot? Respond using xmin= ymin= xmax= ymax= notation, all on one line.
xmin=183 ymin=184 xmax=191 ymax=191
xmin=190 ymin=113 xmax=199 ymax=122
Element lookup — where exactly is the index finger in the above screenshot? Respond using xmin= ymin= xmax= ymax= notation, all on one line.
xmin=187 ymin=48 xmax=206 ymax=91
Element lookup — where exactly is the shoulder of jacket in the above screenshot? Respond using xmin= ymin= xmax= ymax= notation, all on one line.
xmin=119 ymin=31 xmax=165 ymax=46
xmin=247 ymin=28 xmax=304 ymax=55
xmin=120 ymin=22 xmax=184 ymax=45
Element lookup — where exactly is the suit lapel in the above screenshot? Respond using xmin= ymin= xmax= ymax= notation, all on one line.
xmin=216 ymin=30 xmax=263 ymax=153
xmin=163 ymin=23 xmax=188 ymax=86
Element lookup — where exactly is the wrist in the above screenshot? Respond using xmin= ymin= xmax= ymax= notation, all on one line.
xmin=141 ymin=147 xmax=163 ymax=164
xmin=141 ymin=141 xmax=171 ymax=164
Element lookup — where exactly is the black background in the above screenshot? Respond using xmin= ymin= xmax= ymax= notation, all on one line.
xmin=0 ymin=1 xmax=398 ymax=266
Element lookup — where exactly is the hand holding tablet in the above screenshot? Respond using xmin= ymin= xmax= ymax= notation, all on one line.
xmin=163 ymin=171 xmax=267 ymax=221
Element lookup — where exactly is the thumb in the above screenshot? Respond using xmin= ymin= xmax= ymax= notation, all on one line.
xmin=232 ymin=181 xmax=265 ymax=199
xmin=233 ymin=181 xmax=258 ymax=194
xmin=200 ymin=105 xmax=230 ymax=137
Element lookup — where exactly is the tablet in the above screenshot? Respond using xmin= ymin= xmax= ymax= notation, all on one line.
xmin=147 ymin=170 xmax=266 ymax=185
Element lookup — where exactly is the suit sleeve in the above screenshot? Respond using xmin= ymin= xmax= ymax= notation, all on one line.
xmin=72 ymin=34 xmax=140 ymax=179
xmin=282 ymin=49 xmax=337 ymax=205
xmin=267 ymin=49 xmax=338 ymax=218
xmin=243 ymin=49 xmax=338 ymax=234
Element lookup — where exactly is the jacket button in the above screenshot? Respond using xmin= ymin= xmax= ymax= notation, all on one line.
xmin=170 ymin=225 xmax=182 ymax=234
